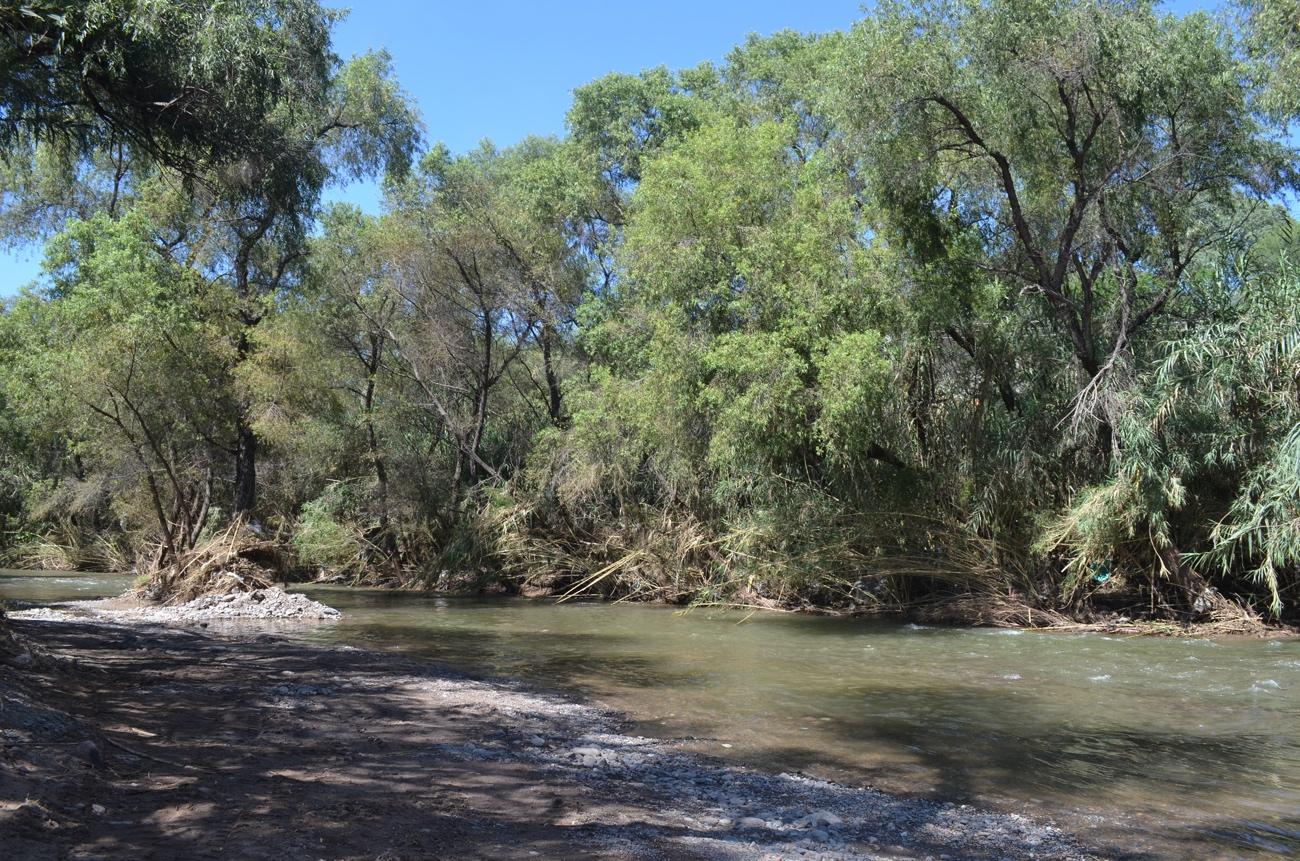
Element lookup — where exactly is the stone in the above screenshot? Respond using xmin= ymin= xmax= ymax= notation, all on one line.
xmin=736 ymin=816 xmax=767 ymax=830
xmin=74 ymin=740 xmax=104 ymax=769
xmin=90 ymin=804 xmax=106 ymax=816
xmin=811 ymin=809 xmax=843 ymax=827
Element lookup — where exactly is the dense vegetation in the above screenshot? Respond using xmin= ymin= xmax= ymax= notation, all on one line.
xmin=2 ymin=0 xmax=1299 ymax=626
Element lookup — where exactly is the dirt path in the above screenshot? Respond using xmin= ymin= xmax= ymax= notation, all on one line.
xmin=0 ymin=617 xmax=1113 ymax=860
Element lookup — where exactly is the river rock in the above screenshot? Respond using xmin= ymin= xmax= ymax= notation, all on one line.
xmin=74 ymin=740 xmax=104 ymax=769
xmin=810 ymin=809 xmax=843 ymax=827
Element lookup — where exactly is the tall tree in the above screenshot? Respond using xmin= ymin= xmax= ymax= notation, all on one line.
xmin=243 ymin=205 xmax=404 ymax=549
xmin=834 ymin=0 xmax=1292 ymax=460
xmin=1 ymin=210 xmax=234 ymax=566
xmin=382 ymin=141 xmax=586 ymax=503
xmin=207 ymin=47 xmax=419 ymax=516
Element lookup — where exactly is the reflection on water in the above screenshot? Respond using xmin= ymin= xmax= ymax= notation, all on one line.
xmin=2 ymin=571 xmax=1296 ymax=858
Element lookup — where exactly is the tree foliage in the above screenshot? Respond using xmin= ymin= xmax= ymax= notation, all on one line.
xmin=2 ymin=0 xmax=1298 ymax=623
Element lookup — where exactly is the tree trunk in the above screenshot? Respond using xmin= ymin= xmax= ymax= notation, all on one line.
xmin=229 ymin=216 xmax=273 ymax=520
xmin=541 ymin=323 xmax=564 ymax=426
xmin=361 ymin=371 xmax=395 ymax=559
xmin=233 ymin=418 xmax=257 ymax=516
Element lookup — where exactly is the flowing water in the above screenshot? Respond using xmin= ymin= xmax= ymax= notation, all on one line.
xmin=0 ymin=569 xmax=135 ymax=604
xmin=4 ymin=571 xmax=1298 ymax=859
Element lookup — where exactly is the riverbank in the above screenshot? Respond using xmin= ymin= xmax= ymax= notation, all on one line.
xmin=0 ymin=610 xmax=1107 ymax=860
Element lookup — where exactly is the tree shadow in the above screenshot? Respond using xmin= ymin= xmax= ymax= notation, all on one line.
xmin=742 ymin=679 xmax=1292 ymax=859
xmin=4 ymin=620 xmax=722 ymax=860
xmin=305 ymin=612 xmax=710 ymax=698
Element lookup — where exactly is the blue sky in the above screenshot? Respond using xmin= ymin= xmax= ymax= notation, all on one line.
xmin=0 ymin=0 xmax=1219 ymax=295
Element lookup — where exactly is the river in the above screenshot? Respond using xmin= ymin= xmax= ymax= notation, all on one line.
xmin=3 ymin=570 xmax=1298 ymax=858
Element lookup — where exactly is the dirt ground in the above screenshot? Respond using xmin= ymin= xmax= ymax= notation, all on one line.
xmin=0 ymin=617 xmax=1105 ymax=861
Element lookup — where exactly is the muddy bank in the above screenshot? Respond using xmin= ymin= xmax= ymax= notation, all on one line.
xmin=0 ymin=610 xmax=1117 ymax=861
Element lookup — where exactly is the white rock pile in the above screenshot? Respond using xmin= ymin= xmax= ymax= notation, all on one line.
xmin=13 ymin=587 xmax=341 ymax=624
xmin=139 ymin=588 xmax=341 ymax=622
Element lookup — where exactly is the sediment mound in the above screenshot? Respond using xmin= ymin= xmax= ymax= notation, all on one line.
xmin=12 ymin=587 xmax=340 ymax=625
xmin=131 ymin=587 xmax=340 ymax=623
xmin=139 ymin=590 xmax=340 ymax=624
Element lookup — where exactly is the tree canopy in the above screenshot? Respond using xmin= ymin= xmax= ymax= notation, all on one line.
xmin=3 ymin=0 xmax=1299 ymax=627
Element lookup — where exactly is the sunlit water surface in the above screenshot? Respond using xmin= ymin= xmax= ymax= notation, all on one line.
xmin=0 ymin=569 xmax=134 ymax=603
xmin=4 ymin=571 xmax=1297 ymax=859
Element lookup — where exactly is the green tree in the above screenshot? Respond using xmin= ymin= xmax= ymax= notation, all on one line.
xmin=384 ymin=140 xmax=584 ymax=503
xmin=242 ymin=205 xmax=405 ymax=565
xmin=1 ymin=1 xmax=336 ymax=175
xmin=201 ymin=46 xmax=419 ymax=517
xmin=834 ymin=0 xmax=1291 ymax=461
xmin=1 ymin=210 xmax=234 ymax=566
xmin=1239 ymin=0 xmax=1300 ymax=120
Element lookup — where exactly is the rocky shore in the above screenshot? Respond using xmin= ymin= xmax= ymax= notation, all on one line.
xmin=0 ymin=604 xmax=1110 ymax=860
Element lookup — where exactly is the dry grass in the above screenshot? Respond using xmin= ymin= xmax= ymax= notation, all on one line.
xmin=137 ymin=520 xmax=293 ymax=604
xmin=915 ymin=592 xmax=1075 ymax=628
xmin=5 ymin=526 xmax=131 ymax=573
xmin=914 ymin=587 xmax=1279 ymax=637
xmin=8 ymin=538 xmax=79 ymax=571
xmin=482 ymin=495 xmax=1034 ymax=611
xmin=472 ymin=492 xmax=1292 ymax=636
xmin=480 ymin=498 xmax=722 ymax=603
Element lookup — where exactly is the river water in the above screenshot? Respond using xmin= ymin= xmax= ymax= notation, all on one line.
xmin=3 ymin=570 xmax=1298 ymax=858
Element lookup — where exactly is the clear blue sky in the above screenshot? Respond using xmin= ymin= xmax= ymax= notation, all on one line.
xmin=0 ymin=0 xmax=1219 ymax=295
